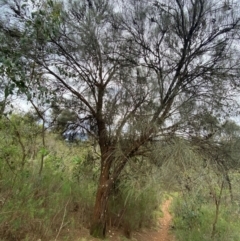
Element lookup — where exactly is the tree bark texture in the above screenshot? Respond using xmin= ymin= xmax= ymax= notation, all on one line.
xmin=90 ymin=153 xmax=113 ymax=238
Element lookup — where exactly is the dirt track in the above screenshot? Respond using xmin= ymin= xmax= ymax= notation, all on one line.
xmin=56 ymin=198 xmax=175 ymax=241
xmin=157 ymin=198 xmax=174 ymax=241
xmin=132 ymin=198 xmax=175 ymax=241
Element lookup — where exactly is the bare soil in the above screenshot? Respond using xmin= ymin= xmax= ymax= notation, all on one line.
xmin=56 ymin=198 xmax=175 ymax=241
xmin=133 ymin=198 xmax=175 ymax=241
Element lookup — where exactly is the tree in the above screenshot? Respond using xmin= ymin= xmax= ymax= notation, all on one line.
xmin=0 ymin=0 xmax=240 ymax=238
xmin=120 ymin=0 xmax=240 ymax=127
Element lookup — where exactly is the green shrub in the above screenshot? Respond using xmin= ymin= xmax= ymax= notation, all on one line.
xmin=108 ymin=170 xmax=162 ymax=236
xmin=0 ymin=146 xmax=97 ymax=240
xmin=172 ymin=195 xmax=240 ymax=241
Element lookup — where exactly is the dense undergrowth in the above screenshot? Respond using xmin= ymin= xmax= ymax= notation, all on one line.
xmin=0 ymin=114 xmax=162 ymax=240
xmin=171 ymin=172 xmax=240 ymax=241
xmin=1 ymin=113 xmax=240 ymax=241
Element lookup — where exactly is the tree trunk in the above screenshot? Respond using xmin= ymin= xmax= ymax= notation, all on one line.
xmin=211 ymin=180 xmax=224 ymax=240
xmin=90 ymin=161 xmax=113 ymax=238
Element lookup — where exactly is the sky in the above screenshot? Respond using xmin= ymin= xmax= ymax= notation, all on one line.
xmin=1 ymin=0 xmax=240 ymax=128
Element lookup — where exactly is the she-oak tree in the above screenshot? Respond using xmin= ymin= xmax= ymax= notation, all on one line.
xmin=0 ymin=0 xmax=240 ymax=238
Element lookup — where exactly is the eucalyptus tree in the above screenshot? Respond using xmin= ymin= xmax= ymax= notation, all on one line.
xmin=0 ymin=0 xmax=240 ymax=238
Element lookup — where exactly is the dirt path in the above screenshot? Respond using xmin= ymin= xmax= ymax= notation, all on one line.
xmin=133 ymin=198 xmax=175 ymax=241
xmin=57 ymin=198 xmax=175 ymax=241
xmin=157 ymin=198 xmax=174 ymax=241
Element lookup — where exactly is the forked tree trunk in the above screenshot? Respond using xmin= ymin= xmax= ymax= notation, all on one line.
xmin=90 ymin=161 xmax=113 ymax=238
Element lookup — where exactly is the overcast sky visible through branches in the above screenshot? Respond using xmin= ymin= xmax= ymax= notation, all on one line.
xmin=0 ymin=0 xmax=240 ymax=126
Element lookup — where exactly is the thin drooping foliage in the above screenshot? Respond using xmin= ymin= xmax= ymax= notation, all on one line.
xmin=0 ymin=0 xmax=240 ymax=238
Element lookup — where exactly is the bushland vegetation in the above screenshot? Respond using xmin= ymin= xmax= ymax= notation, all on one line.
xmin=0 ymin=113 xmax=164 ymax=240
xmin=1 ymin=112 xmax=240 ymax=240
xmin=171 ymin=165 xmax=240 ymax=241
xmin=1 ymin=0 xmax=240 ymax=240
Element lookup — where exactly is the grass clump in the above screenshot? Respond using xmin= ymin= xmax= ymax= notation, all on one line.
xmin=0 ymin=166 xmax=92 ymax=240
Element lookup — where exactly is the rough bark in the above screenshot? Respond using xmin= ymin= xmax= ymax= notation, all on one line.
xmin=90 ymin=157 xmax=113 ymax=238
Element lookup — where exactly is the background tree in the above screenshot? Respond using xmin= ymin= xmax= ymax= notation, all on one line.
xmin=0 ymin=0 xmax=240 ymax=238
